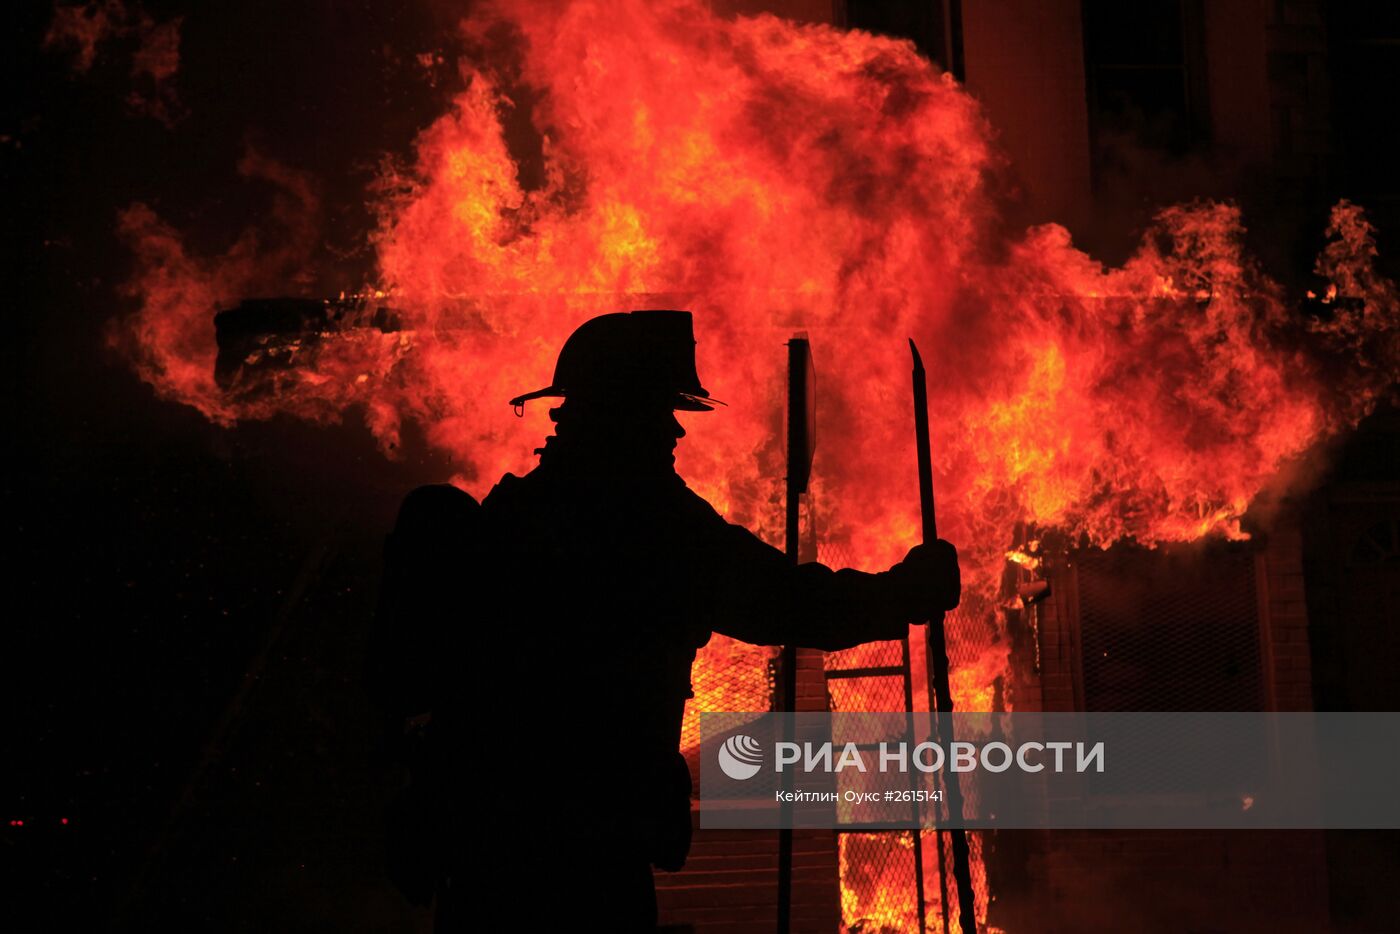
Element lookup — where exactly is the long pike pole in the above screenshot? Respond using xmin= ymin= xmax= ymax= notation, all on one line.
xmin=910 ymin=339 xmax=978 ymax=934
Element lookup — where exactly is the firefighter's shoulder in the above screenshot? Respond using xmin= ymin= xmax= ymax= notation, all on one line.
xmin=479 ymin=471 xmax=529 ymax=512
xmin=394 ymin=483 xmax=480 ymax=536
xmin=669 ymin=476 xmax=731 ymax=527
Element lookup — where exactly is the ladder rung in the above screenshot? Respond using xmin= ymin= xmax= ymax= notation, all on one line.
xmin=834 ymin=821 xmax=934 ymax=832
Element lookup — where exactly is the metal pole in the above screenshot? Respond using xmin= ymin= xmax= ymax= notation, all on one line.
xmin=910 ymin=339 xmax=978 ymax=934
xmin=777 ymin=336 xmax=811 ymax=934
xmin=901 ymin=637 xmax=929 ymax=934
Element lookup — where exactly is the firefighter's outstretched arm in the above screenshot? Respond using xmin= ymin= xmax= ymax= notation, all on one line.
xmin=704 ymin=518 xmax=960 ymax=651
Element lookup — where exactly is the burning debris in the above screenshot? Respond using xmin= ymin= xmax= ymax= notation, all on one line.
xmin=212 ymin=297 xmax=404 ymax=405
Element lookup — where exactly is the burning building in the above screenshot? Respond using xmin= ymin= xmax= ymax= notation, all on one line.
xmin=9 ymin=1 xmax=1399 ymax=932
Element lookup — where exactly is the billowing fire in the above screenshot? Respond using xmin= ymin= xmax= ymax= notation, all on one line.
xmin=110 ymin=1 xmax=1397 ymax=930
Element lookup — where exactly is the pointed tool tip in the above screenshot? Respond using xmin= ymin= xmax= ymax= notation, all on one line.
xmin=908 ymin=338 xmax=924 ymax=368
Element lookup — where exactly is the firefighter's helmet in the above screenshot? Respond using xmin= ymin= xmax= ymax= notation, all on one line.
xmin=508 ymin=310 xmax=722 ymax=412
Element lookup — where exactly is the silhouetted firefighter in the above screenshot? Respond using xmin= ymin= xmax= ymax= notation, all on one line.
xmin=368 ymin=310 xmax=961 ymax=932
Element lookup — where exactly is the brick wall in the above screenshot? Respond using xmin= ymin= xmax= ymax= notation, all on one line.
xmin=655 ymin=823 xmax=841 ymax=933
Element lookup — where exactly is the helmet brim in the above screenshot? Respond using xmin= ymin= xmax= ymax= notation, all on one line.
xmin=508 ymin=386 xmax=723 ymax=411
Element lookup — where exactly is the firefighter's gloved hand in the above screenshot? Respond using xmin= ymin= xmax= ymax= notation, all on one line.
xmin=889 ymin=540 xmax=961 ymax=617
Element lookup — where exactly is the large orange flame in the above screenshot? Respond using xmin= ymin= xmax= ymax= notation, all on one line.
xmin=116 ymin=1 xmax=1397 ymax=586
xmin=112 ymin=2 xmax=1397 ymax=930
